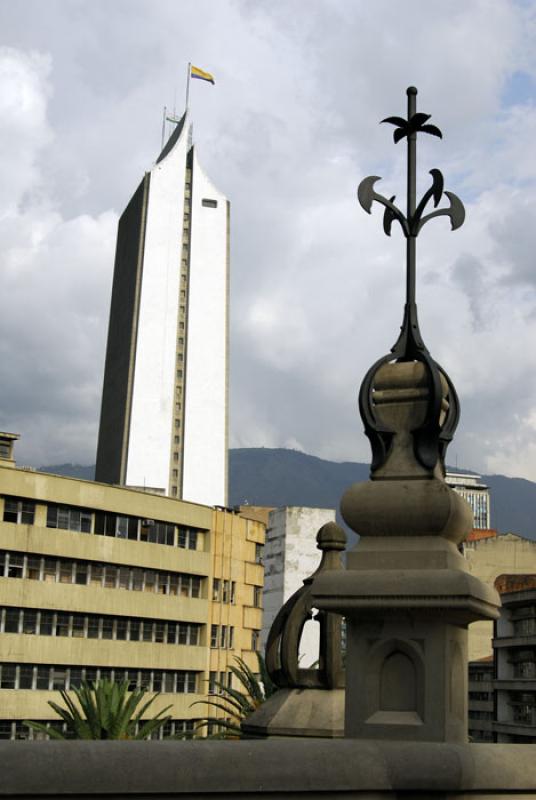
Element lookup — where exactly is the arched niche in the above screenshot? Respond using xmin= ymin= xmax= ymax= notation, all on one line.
xmin=364 ymin=638 xmax=424 ymax=726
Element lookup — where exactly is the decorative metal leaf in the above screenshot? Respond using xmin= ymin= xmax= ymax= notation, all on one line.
xmin=410 ymin=113 xmax=432 ymax=127
xmin=383 ymin=196 xmax=397 ymax=236
xmin=357 ymin=176 xmax=381 ymax=214
xmin=380 ymin=116 xmax=407 ymax=127
xmin=419 ymin=124 xmax=443 ymax=139
xmin=430 ymin=169 xmax=444 ymax=206
xmin=393 ymin=128 xmax=408 ymax=143
xmin=444 ymin=191 xmax=465 ymax=230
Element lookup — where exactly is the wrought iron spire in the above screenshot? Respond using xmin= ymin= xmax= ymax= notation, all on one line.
xmin=357 ymin=87 xmax=465 ymax=474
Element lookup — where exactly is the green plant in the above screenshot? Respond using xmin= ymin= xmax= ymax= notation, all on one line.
xmin=193 ymin=653 xmax=276 ymax=738
xmin=25 ymin=679 xmax=172 ymax=740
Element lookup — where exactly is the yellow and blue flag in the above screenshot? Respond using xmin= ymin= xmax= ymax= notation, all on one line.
xmin=191 ymin=65 xmax=215 ymax=85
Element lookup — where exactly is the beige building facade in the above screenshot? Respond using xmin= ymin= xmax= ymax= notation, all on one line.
xmin=465 ymin=533 xmax=536 ymax=661
xmin=0 ymin=441 xmax=264 ymax=740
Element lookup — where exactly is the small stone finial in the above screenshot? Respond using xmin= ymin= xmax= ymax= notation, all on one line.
xmin=317 ymin=521 xmax=346 ymax=553
xmin=264 ymin=522 xmax=346 ymax=690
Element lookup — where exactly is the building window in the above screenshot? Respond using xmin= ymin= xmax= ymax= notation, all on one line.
xmin=94 ymin=512 xmax=137 ymax=540
xmin=230 ymin=581 xmax=236 ymax=604
xmin=255 ymin=543 xmax=263 ymax=565
xmin=7 ymin=554 xmax=24 ymax=579
xmin=4 ymin=608 xmax=20 ymax=633
xmin=140 ymin=520 xmax=175 ymax=546
xmin=210 ymin=625 xmax=218 ymax=648
xmin=178 ymin=528 xmax=198 ymax=550
xmin=202 ymin=198 xmax=218 ymax=208
xmin=47 ymin=505 xmax=91 ymax=533
xmin=3 ymin=498 xmax=35 ymax=525
xmin=208 ymin=671 xmax=217 ymax=694
xmin=253 ymin=586 xmax=263 ymax=608
xmin=212 ymin=578 xmax=221 ymax=602
xmin=222 ymin=580 xmax=230 ymax=604
xmin=252 ymin=630 xmax=260 ymax=651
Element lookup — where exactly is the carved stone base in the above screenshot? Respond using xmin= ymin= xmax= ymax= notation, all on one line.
xmin=242 ymin=688 xmax=344 ymax=738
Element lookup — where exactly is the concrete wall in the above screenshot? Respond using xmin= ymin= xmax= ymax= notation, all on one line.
xmin=0 ymin=739 xmax=535 ymax=798
xmin=262 ymin=507 xmax=336 ymax=667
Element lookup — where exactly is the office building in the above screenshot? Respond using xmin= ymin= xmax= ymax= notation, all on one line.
xmin=95 ymin=113 xmax=229 ymax=506
xmin=0 ymin=437 xmax=263 ymax=740
xmin=468 ymin=657 xmax=494 ymax=742
xmin=493 ymin=574 xmax=536 ymax=743
xmin=446 ymin=472 xmax=490 ymax=530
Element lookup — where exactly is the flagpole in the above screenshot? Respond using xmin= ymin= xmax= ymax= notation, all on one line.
xmin=161 ymin=105 xmax=167 ymax=150
xmin=185 ymin=62 xmax=191 ymax=112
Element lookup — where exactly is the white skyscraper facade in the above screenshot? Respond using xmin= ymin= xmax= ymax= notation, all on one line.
xmin=96 ymin=114 xmax=229 ymax=506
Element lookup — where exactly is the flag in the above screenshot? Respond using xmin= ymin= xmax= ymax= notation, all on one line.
xmin=190 ymin=65 xmax=215 ymax=85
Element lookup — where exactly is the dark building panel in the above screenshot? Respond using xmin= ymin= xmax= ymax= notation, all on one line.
xmin=95 ymin=175 xmax=150 ymax=485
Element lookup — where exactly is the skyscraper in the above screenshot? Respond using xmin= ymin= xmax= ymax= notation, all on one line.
xmin=95 ymin=114 xmax=229 ymax=506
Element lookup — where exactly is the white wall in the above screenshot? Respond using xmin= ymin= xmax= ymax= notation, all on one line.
xmin=125 ymin=120 xmax=189 ymax=492
xmin=181 ymin=150 xmax=228 ymax=507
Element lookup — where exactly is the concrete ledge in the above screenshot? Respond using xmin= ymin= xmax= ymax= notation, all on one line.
xmin=0 ymin=739 xmax=535 ymax=797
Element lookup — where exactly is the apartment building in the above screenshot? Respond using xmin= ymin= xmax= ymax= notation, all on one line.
xmin=0 ymin=434 xmax=264 ymax=739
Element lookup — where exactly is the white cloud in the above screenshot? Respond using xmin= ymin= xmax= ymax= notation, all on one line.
xmin=1 ymin=1 xmax=536 ymax=485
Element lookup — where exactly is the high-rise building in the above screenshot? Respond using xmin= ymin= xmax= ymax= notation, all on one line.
xmin=95 ymin=114 xmax=229 ymax=506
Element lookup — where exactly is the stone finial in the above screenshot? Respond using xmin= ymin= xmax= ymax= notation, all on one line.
xmin=311 ymin=88 xmax=501 ymax=744
xmin=264 ymin=522 xmax=346 ymax=690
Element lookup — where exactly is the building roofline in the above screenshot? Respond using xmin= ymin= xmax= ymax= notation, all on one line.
xmin=155 ymin=111 xmax=187 ymax=165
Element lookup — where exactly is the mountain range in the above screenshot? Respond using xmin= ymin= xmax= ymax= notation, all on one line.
xmin=38 ymin=448 xmax=536 ymax=540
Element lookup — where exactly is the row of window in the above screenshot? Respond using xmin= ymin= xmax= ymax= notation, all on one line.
xmin=208 ymin=670 xmax=233 ymax=695
xmin=509 ymin=651 xmax=536 ymax=679
xmin=3 ymin=498 xmax=202 ymax=551
xmin=0 ymin=664 xmax=199 ymax=693
xmin=0 ymin=607 xmax=201 ymax=646
xmin=514 ymin=618 xmax=536 ymax=636
xmin=0 ymin=550 xmax=203 ymax=598
xmin=212 ymin=578 xmax=236 ymax=604
xmin=210 ymin=624 xmax=234 ymax=649
xmin=208 ymin=627 xmax=260 ymax=655
xmin=469 ymin=691 xmax=492 ymax=702
xmin=0 ymin=718 xmax=197 ymax=741
xmin=468 ymin=710 xmax=494 ymax=720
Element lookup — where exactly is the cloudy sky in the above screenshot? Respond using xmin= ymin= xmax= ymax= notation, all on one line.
xmin=1 ymin=0 xmax=536 ymax=480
